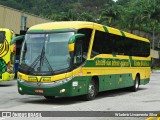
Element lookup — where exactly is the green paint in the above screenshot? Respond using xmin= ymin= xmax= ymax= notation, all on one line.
xmin=140 ymin=78 xmax=150 ymax=85
xmin=28 ymin=28 xmax=75 ymax=33
xmin=18 ymin=79 xmax=72 ymax=96
xmin=99 ymin=73 xmax=133 ymax=92
xmin=0 ymin=59 xmax=7 ymax=79
xmin=103 ymin=25 xmax=109 ymax=33
xmin=10 ymin=35 xmax=24 ymax=45
xmin=84 ymin=58 xmax=150 ymax=67
xmin=18 ymin=73 xmax=150 ymax=97
xmin=120 ymin=30 xmax=126 ymax=37
xmin=68 ymin=34 xmax=85 ymax=44
xmin=18 ymin=76 xmax=89 ymax=97
xmin=129 ymin=56 xmax=134 ymax=67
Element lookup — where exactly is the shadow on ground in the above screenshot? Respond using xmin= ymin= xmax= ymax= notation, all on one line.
xmin=0 ymin=80 xmax=16 ymax=87
xmin=20 ymin=87 xmax=147 ymax=105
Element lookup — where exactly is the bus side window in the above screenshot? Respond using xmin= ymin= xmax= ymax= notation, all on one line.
xmin=77 ymin=28 xmax=92 ymax=60
xmin=91 ymin=30 xmax=106 ymax=58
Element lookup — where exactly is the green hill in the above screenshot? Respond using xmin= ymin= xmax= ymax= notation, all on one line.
xmin=0 ymin=0 xmax=160 ymax=34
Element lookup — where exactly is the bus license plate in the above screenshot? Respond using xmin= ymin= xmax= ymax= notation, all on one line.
xmin=35 ymin=89 xmax=44 ymax=94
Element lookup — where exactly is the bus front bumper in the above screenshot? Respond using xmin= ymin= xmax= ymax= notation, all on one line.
xmin=17 ymin=77 xmax=88 ymax=97
xmin=17 ymin=79 xmax=74 ymax=97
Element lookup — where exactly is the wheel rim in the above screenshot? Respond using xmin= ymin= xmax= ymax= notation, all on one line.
xmin=89 ymin=83 xmax=95 ymax=97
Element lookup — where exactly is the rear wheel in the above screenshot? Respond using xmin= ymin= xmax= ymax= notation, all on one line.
xmin=44 ymin=96 xmax=55 ymax=100
xmin=131 ymin=75 xmax=140 ymax=92
xmin=85 ymin=79 xmax=97 ymax=101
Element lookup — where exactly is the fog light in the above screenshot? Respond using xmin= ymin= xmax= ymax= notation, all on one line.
xmin=60 ymin=89 xmax=65 ymax=93
xmin=19 ymin=87 xmax=22 ymax=91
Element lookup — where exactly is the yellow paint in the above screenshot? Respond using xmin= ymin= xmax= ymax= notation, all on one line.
xmin=82 ymin=67 xmax=150 ymax=80
xmin=146 ymin=117 xmax=160 ymax=120
xmin=124 ymin=32 xmax=149 ymax=43
xmin=29 ymin=21 xmax=149 ymax=43
xmin=107 ymin=26 xmax=123 ymax=36
xmin=90 ymin=54 xmax=150 ymax=61
xmin=18 ymin=70 xmax=73 ymax=82
xmin=29 ymin=21 xmax=94 ymax=31
xmin=0 ymin=28 xmax=15 ymax=81
xmin=19 ymin=21 xmax=150 ymax=83
xmin=87 ymin=29 xmax=95 ymax=59
xmin=68 ymin=43 xmax=75 ymax=52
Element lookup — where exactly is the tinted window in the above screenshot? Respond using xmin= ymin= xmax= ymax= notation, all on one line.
xmin=77 ymin=28 xmax=93 ymax=60
xmin=0 ymin=31 xmax=5 ymax=43
xmin=92 ymin=30 xmax=150 ymax=58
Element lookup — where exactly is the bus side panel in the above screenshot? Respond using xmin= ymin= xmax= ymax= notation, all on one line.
xmin=103 ymin=74 xmax=117 ymax=91
xmin=70 ymin=76 xmax=90 ymax=96
xmin=102 ymin=73 xmax=134 ymax=91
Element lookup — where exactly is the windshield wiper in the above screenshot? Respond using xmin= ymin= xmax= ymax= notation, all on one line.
xmin=27 ymin=55 xmax=41 ymax=72
xmin=39 ymin=45 xmax=45 ymax=71
xmin=38 ymin=44 xmax=54 ymax=73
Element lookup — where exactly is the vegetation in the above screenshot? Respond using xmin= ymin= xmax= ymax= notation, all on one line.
xmin=0 ymin=0 xmax=160 ymax=66
xmin=0 ymin=0 xmax=160 ymax=33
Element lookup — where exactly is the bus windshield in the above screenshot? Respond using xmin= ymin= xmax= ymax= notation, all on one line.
xmin=20 ymin=32 xmax=74 ymax=73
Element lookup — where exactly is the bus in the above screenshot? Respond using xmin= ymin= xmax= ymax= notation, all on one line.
xmin=14 ymin=21 xmax=151 ymax=100
xmin=0 ymin=28 xmax=16 ymax=82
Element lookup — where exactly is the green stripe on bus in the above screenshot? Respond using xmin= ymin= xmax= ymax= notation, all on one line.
xmin=129 ymin=56 xmax=134 ymax=67
xmin=103 ymin=26 xmax=109 ymax=33
xmin=120 ymin=30 xmax=125 ymax=37
xmin=28 ymin=28 xmax=74 ymax=33
xmin=83 ymin=58 xmax=151 ymax=67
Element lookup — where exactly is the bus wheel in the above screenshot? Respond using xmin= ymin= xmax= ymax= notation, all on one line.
xmin=85 ymin=79 xmax=97 ymax=101
xmin=131 ymin=75 xmax=140 ymax=92
xmin=44 ymin=96 xmax=55 ymax=100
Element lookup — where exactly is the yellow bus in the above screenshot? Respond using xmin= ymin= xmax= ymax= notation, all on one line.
xmin=14 ymin=21 xmax=151 ymax=100
xmin=0 ymin=28 xmax=16 ymax=81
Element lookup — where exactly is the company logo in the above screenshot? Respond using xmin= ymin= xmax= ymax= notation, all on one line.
xmin=37 ymin=82 xmax=41 ymax=86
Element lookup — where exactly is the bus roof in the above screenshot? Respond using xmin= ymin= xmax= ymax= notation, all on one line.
xmin=28 ymin=21 xmax=149 ymax=43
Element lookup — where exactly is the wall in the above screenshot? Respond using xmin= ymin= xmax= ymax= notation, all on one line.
xmin=0 ymin=5 xmax=52 ymax=34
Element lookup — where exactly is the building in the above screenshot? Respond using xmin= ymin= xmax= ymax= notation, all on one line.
xmin=0 ymin=5 xmax=52 ymax=35
xmin=0 ymin=5 xmax=53 ymax=75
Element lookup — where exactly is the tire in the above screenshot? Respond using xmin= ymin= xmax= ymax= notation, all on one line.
xmin=85 ymin=79 xmax=97 ymax=101
xmin=44 ymin=96 xmax=55 ymax=100
xmin=131 ymin=75 xmax=140 ymax=92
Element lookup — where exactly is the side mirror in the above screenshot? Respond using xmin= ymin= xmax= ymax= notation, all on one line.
xmin=68 ymin=34 xmax=85 ymax=52
xmin=10 ymin=35 xmax=25 ymax=45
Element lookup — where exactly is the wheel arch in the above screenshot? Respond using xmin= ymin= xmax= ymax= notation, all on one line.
xmin=92 ymin=76 xmax=99 ymax=92
xmin=136 ymin=73 xmax=140 ymax=84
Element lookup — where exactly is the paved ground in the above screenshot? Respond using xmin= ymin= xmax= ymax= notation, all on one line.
xmin=0 ymin=72 xmax=159 ymax=120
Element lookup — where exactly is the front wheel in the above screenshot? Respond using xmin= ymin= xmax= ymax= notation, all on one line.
xmin=85 ymin=79 xmax=97 ymax=101
xmin=131 ymin=76 xmax=140 ymax=92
